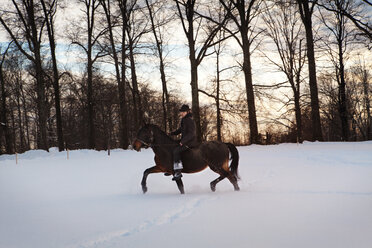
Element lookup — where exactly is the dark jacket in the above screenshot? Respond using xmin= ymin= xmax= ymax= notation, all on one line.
xmin=171 ymin=113 xmax=198 ymax=147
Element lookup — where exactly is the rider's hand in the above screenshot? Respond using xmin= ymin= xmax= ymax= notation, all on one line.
xmin=180 ymin=142 xmax=183 ymax=146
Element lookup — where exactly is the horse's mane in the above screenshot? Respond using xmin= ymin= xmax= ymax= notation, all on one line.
xmin=147 ymin=124 xmax=177 ymax=145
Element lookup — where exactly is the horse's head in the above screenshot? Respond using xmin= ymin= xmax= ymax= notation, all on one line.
xmin=133 ymin=125 xmax=154 ymax=151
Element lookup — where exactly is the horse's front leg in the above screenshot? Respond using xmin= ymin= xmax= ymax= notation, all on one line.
xmin=141 ymin=166 xmax=162 ymax=194
xmin=175 ymin=178 xmax=185 ymax=194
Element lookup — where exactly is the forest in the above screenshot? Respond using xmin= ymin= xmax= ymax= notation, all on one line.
xmin=0 ymin=0 xmax=371 ymax=154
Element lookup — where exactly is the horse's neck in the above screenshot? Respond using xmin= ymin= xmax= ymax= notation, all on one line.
xmin=152 ymin=128 xmax=176 ymax=146
xmin=151 ymin=130 xmax=175 ymax=155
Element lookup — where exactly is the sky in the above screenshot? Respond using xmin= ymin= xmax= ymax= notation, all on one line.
xmin=1 ymin=0 xmax=371 ymax=133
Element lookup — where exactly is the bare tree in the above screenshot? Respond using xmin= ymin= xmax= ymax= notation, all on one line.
xmin=0 ymin=0 xmax=50 ymax=150
xmin=3 ymin=48 xmax=34 ymax=152
xmin=349 ymin=60 xmax=371 ymax=140
xmin=316 ymin=0 xmax=372 ymax=43
xmin=145 ymin=0 xmax=173 ymax=133
xmin=219 ymin=0 xmax=262 ymax=144
xmin=117 ymin=0 xmax=131 ymax=147
xmin=262 ymin=0 xmax=307 ymax=142
xmin=0 ymin=43 xmax=14 ymax=154
xmin=69 ymin=0 xmax=107 ymax=149
xmin=40 ymin=0 xmax=65 ymax=151
xmin=100 ymin=0 xmax=130 ymax=148
xmin=174 ymin=0 xmax=229 ymax=142
xmin=361 ymin=67 xmax=372 ymax=140
xmin=118 ymin=0 xmax=149 ymax=130
xmin=296 ymin=0 xmax=323 ymax=141
xmin=318 ymin=0 xmax=361 ymax=141
xmin=197 ymin=4 xmax=237 ymax=142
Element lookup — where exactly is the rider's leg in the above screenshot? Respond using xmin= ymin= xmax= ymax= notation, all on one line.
xmin=172 ymin=145 xmax=184 ymax=180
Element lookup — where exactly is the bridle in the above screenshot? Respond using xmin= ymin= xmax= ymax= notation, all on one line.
xmin=136 ymin=138 xmax=153 ymax=148
xmin=136 ymin=129 xmax=154 ymax=147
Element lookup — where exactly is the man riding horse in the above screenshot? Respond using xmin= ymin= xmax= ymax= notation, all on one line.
xmin=169 ymin=104 xmax=198 ymax=180
xmin=133 ymin=105 xmax=240 ymax=194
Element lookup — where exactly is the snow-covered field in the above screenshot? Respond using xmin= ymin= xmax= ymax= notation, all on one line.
xmin=1 ymin=142 xmax=372 ymax=248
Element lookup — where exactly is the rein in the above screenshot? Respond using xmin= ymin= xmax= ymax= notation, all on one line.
xmin=136 ymin=125 xmax=190 ymax=149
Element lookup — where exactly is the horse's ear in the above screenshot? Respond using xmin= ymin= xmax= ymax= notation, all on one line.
xmin=142 ymin=112 xmax=150 ymax=126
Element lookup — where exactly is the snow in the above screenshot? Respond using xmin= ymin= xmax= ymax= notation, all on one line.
xmin=1 ymin=142 xmax=372 ymax=248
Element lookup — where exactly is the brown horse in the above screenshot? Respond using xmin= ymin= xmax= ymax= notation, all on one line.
xmin=133 ymin=124 xmax=240 ymax=194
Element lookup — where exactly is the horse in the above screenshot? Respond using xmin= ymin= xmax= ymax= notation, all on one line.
xmin=132 ymin=124 xmax=240 ymax=194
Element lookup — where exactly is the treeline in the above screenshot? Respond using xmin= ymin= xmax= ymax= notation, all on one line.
xmin=0 ymin=0 xmax=371 ymax=154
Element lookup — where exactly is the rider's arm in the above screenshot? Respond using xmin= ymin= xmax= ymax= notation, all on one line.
xmin=170 ymin=127 xmax=181 ymax=136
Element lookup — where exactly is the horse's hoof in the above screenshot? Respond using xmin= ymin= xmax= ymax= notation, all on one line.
xmin=142 ymin=186 xmax=148 ymax=194
xmin=210 ymin=183 xmax=216 ymax=192
xmin=234 ymin=186 xmax=240 ymax=191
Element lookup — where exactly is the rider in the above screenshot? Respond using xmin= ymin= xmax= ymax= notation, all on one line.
xmin=169 ymin=104 xmax=198 ymax=180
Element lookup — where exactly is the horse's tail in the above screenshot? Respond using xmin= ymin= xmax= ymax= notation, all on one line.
xmin=225 ymin=143 xmax=240 ymax=180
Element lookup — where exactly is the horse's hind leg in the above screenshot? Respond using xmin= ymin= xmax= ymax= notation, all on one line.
xmin=211 ymin=170 xmax=239 ymax=192
xmin=141 ymin=166 xmax=162 ymax=194
xmin=227 ymin=173 xmax=240 ymax=191
xmin=210 ymin=175 xmax=225 ymax=192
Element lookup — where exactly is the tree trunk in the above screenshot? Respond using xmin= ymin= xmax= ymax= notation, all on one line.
xmin=87 ymin=48 xmax=95 ymax=149
xmin=241 ymin=32 xmax=259 ymax=144
xmin=0 ymin=63 xmax=13 ymax=154
xmin=295 ymin=61 xmax=303 ymax=143
xmin=298 ymin=0 xmax=323 ymax=141
xmin=11 ymin=108 xmax=16 ymax=152
xmin=41 ymin=0 xmax=64 ymax=151
xmin=16 ymin=80 xmax=25 ymax=152
xmin=189 ymin=42 xmax=202 ymax=142
xmin=186 ymin=5 xmax=202 ymax=143
xmin=87 ymin=2 xmax=95 ymax=149
xmin=234 ymin=0 xmax=259 ymax=144
xmin=102 ymin=0 xmax=129 ymax=149
xmin=0 ymin=57 xmax=3 ymax=153
xmin=362 ymin=69 xmax=371 ymax=140
xmin=28 ymin=0 xmax=49 ymax=151
xmin=216 ymin=50 xmax=222 ymax=141
xmin=87 ymin=55 xmax=95 ymax=149
xmin=35 ymin=59 xmax=48 ymax=151
xmin=305 ymin=24 xmax=323 ymax=141
xmin=160 ymin=57 xmax=171 ymax=132
xmin=337 ymin=42 xmax=349 ymax=141
xmin=17 ymin=99 xmax=25 ymax=151
xmin=294 ymin=89 xmax=303 ymax=143
xmin=121 ymin=24 xmax=129 ymax=149
xmin=128 ymin=38 xmax=143 ymax=128
xmin=20 ymin=82 xmax=30 ymax=149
